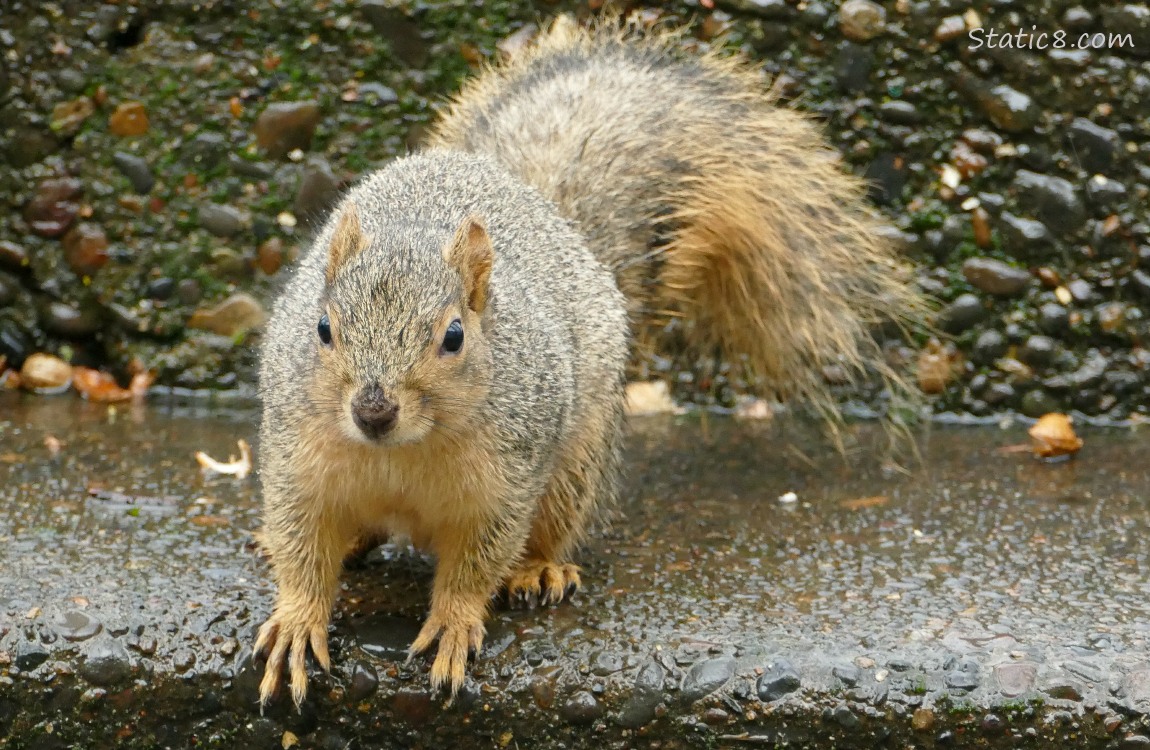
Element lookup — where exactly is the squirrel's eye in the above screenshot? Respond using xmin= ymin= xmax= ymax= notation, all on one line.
xmin=441 ymin=318 xmax=464 ymax=354
xmin=317 ymin=314 xmax=332 ymax=347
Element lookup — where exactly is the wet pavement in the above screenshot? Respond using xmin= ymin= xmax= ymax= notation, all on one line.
xmin=2 ymin=394 xmax=1150 ymax=748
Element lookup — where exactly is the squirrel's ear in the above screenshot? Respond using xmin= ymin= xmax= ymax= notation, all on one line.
xmin=445 ymin=214 xmax=494 ymax=314
xmin=325 ymin=203 xmax=369 ymax=284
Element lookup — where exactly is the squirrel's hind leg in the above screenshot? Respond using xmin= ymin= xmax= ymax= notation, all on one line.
xmin=504 ymin=400 xmax=623 ymax=609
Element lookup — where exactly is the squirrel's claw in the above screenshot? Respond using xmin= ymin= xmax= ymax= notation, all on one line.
xmin=253 ymin=612 xmax=330 ymax=712
xmin=504 ymin=561 xmax=581 ymax=609
xmin=408 ymin=606 xmax=486 ymax=697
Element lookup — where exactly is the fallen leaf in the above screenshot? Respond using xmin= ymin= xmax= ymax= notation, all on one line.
xmin=1028 ymin=413 xmax=1083 ymax=458
xmin=840 ymin=495 xmax=889 ymax=510
xmin=191 ymin=515 xmax=231 ymax=528
xmin=195 ymin=439 xmax=253 ymax=479
xmin=73 ymin=367 xmax=134 ymax=402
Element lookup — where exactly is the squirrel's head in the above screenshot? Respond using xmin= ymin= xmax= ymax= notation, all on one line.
xmin=313 ymin=202 xmax=494 ymax=447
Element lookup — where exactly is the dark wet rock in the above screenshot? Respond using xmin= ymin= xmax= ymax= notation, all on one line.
xmin=716 ymin=0 xmax=794 ymax=19
xmin=255 ymin=101 xmax=322 ymax=159
xmin=0 ymin=325 xmax=32 ymax=367
xmin=228 ymin=153 xmax=275 ymax=180
xmin=1039 ymin=303 xmax=1070 ymax=334
xmin=198 ymin=203 xmax=247 ymax=238
xmin=1086 ymin=175 xmax=1128 ymax=209
xmin=832 ymin=704 xmax=860 ymax=729
xmin=1067 ymin=278 xmax=1094 ymax=302
xmin=681 ymin=657 xmax=734 ymax=702
xmin=347 ymin=661 xmax=378 ymax=701
xmin=962 ymin=257 xmax=1030 ymax=297
xmin=995 ymin=662 xmax=1038 ymax=698
xmin=1012 ymin=170 xmax=1086 ymax=233
xmin=39 ymin=301 xmax=102 ymax=338
xmin=1063 ymin=6 xmax=1095 ymax=29
xmin=360 ymin=0 xmax=430 ymax=67
xmin=590 ymin=650 xmax=623 ymax=676
xmin=833 ymin=663 xmax=861 ymax=687
xmin=972 ymin=330 xmax=1008 ymax=365
xmin=0 ymin=272 xmax=17 ymax=307
xmin=0 ymin=240 xmax=29 ymax=272
xmin=835 ymin=42 xmax=874 ymax=94
xmin=358 ymin=82 xmax=399 ymax=106
xmin=1067 ymin=118 xmax=1121 ymax=173
xmin=56 ymin=610 xmax=102 ymax=642
xmin=838 ymin=0 xmax=886 ymax=42
xmin=112 ymin=151 xmax=155 ymax=194
xmin=878 ymin=100 xmax=920 ymax=124
xmin=864 ymin=151 xmax=905 ymax=205
xmin=294 ymin=157 xmax=343 ymax=221
xmin=146 ymin=277 xmax=176 ymax=301
xmin=392 ymin=687 xmax=433 ymax=725
xmin=1102 ymin=6 xmax=1150 ymax=53
xmin=937 ymin=293 xmax=986 ymax=333
xmin=945 ymin=670 xmax=979 ymax=691
xmin=560 ymin=690 xmax=604 ymax=725
xmin=1020 ymin=335 xmax=1058 ymax=368
xmin=618 ymin=659 xmax=665 ymax=728
xmin=1130 ymin=270 xmax=1150 ymax=300
xmin=999 ymin=212 xmax=1053 ymax=254
xmin=24 ymin=176 xmax=83 ymax=238
xmin=983 ymin=381 xmax=1014 ymax=405
xmin=955 ymin=71 xmax=1041 ymax=133
xmin=80 ymin=638 xmax=132 ymax=686
xmin=1021 ymin=389 xmax=1061 ymax=418
xmin=186 ymin=132 xmax=229 ymax=169
xmin=757 ymin=659 xmax=801 ymax=702
xmin=176 ymin=278 xmax=203 ymax=305
xmin=62 ymin=223 xmax=110 ymax=275
xmin=14 ymin=639 xmax=50 ymax=671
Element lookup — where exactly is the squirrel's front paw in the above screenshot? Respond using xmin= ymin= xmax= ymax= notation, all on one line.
xmin=407 ymin=599 xmax=486 ymax=697
xmin=253 ymin=610 xmax=331 ymax=710
xmin=504 ymin=560 xmax=581 ymax=609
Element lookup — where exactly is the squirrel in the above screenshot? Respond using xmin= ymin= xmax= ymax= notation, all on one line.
xmin=253 ymin=14 xmax=922 ymax=708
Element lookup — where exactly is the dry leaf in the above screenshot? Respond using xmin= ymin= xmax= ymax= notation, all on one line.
xmin=191 ymin=515 xmax=231 ymax=528
xmin=195 ymin=439 xmax=253 ymax=479
xmin=1028 ymin=413 xmax=1083 ymax=458
xmin=840 ymin=495 xmax=889 ymax=510
xmin=73 ymin=367 xmax=134 ymax=402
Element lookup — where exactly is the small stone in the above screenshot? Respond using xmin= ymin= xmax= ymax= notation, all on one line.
xmin=0 ymin=326 xmax=31 ymax=368
xmin=962 ymin=128 xmax=1003 ymax=154
xmin=1096 ymin=302 xmax=1126 ymax=334
xmin=1021 ymin=390 xmax=1061 ymax=418
xmin=51 ymin=96 xmax=95 ymax=135
xmin=1019 ymin=335 xmax=1057 ymax=368
xmin=715 ymin=0 xmax=794 ymax=19
xmin=832 ymin=704 xmax=860 ymax=729
xmin=1085 ymin=174 xmax=1127 ymax=209
xmin=1101 ymin=5 xmax=1150 ymax=43
xmin=146 ymin=277 xmax=176 ymax=300
xmin=20 ymin=353 xmax=73 ymax=391
xmin=40 ymin=301 xmax=102 ymax=337
xmin=559 ymin=691 xmax=604 ymax=725
xmin=972 ymin=207 xmax=992 ymax=249
xmin=999 ymin=212 xmax=1053 ymax=254
xmin=912 ymin=707 xmax=934 ymax=731
xmin=56 ymin=610 xmax=102 ymax=642
xmin=257 ymin=238 xmax=285 ymax=275
xmin=347 ymin=661 xmax=378 ymax=700
xmin=0 ymin=272 xmax=17 ymax=306
xmin=531 ymin=676 xmax=556 ymax=710
xmin=878 ymin=100 xmax=919 ymax=124
xmin=681 ymin=657 xmax=734 ymax=702
xmin=995 ymin=662 xmax=1038 ymax=698
xmin=950 ymin=140 xmax=988 ymax=179
xmin=937 ymin=293 xmax=986 ymax=333
xmin=177 ymin=278 xmax=202 ymax=305
xmin=838 ymin=0 xmax=886 ymax=42
xmin=934 ymin=15 xmax=966 ymax=42
xmin=957 ymin=72 xmax=1041 ymax=133
xmin=109 ymin=102 xmax=149 ymax=136
xmin=80 ymin=639 xmax=132 ymax=686
xmin=112 ymin=152 xmax=155 ymax=194
xmin=0 ymin=240 xmax=29 ymax=271
xmin=700 ymin=707 xmax=730 ymax=725
xmin=24 ymin=176 xmax=82 ymax=237
xmin=1039 ymin=303 xmax=1070 ymax=334
xmin=863 ymin=151 xmax=905 ymax=205
xmin=62 ymin=223 xmax=110 ymax=275
xmin=1012 ymin=170 xmax=1086 ymax=233
xmin=963 ymin=257 xmax=1031 ymax=296
xmin=833 ymin=663 xmax=861 ymax=687
xmin=945 ymin=671 xmax=978 ymax=691
xmin=186 ymin=132 xmax=229 ymax=169
xmin=618 ymin=659 xmax=665 ymax=728
xmin=972 ymin=330 xmax=1008 ymax=364
xmin=357 ymin=82 xmax=399 ymax=106
xmin=255 ymin=101 xmax=322 ymax=159
xmin=14 ymin=640 xmax=50 ymax=671
xmin=187 ymin=293 xmax=267 ymax=336
xmin=198 ymin=203 xmax=247 ymax=237
xmin=984 ymin=382 xmax=1015 ymax=405
xmin=294 ymin=157 xmax=342 ymax=220
xmin=590 ymin=650 xmax=624 ymax=677
xmin=392 ymin=687 xmax=433 ymax=725
xmin=1068 ymin=278 xmax=1094 ymax=302
xmin=1067 ymin=118 xmax=1121 ymax=173
xmin=756 ymin=659 xmax=801 ymax=702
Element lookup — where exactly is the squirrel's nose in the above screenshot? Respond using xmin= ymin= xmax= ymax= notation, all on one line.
xmin=350 ymin=384 xmax=399 ymax=440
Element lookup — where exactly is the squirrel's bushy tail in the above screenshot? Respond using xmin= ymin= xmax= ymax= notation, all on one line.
xmin=428 ymin=14 xmax=925 ymax=425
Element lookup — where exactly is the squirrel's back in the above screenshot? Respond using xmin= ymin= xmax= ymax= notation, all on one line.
xmin=429 ymin=16 xmax=924 ymax=426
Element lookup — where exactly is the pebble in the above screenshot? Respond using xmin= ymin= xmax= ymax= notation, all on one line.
xmin=560 ymin=690 xmax=604 ymax=725
xmin=0 ymin=240 xmax=28 ymax=271
xmin=1038 ymin=302 xmax=1070 ymax=334
xmin=836 ymin=42 xmax=875 ymax=94
xmin=757 ymin=659 xmax=801 ymax=702
xmin=294 ymin=157 xmax=342 ymax=220
xmin=590 ymin=650 xmax=623 ymax=677
xmin=972 ymin=330 xmax=1008 ymax=364
xmin=994 ymin=661 xmax=1037 ymax=698
xmin=358 ymin=82 xmax=399 ymax=106
xmin=255 ymin=101 xmax=322 ymax=159
xmin=20 ymin=352 xmax=73 ymax=391
xmin=944 ymin=670 xmax=978 ymax=690
xmin=146 ymin=277 xmax=176 ymax=300
xmin=957 ymin=73 xmax=1041 ymax=133
xmin=79 ymin=639 xmax=132 ymax=686
xmin=392 ymin=687 xmax=433 ymax=725
xmin=24 ymin=176 xmax=83 ymax=237
xmin=257 ymin=238 xmax=285 ymax=275
xmin=347 ymin=661 xmax=378 ymax=701
xmin=1021 ymin=389 xmax=1061 ymax=418
xmin=40 ymin=300 xmax=102 ymax=337
xmin=62 ymin=223 xmax=110 ymax=275
xmin=0 ymin=326 xmax=31 ymax=367
xmin=111 ymin=151 xmax=155 ymax=194
xmin=832 ymin=704 xmax=860 ymax=729
xmin=360 ymin=0 xmax=430 ymax=67
xmin=999 ymin=212 xmax=1053 ymax=253
xmin=56 ymin=610 xmax=103 ymax=642
xmin=51 ymin=96 xmax=95 ymax=135
xmin=1130 ymin=270 xmax=1150 ymax=299
xmin=937 ymin=293 xmax=986 ymax=333
xmin=838 ymin=0 xmax=886 ymax=42
xmin=1067 ymin=118 xmax=1121 ymax=173
xmin=1012 ymin=170 xmax=1086 ymax=233
xmin=962 ymin=257 xmax=1031 ymax=296
xmin=0 ymin=272 xmax=16 ymax=306
xmin=1067 ymin=278 xmax=1094 ymax=302
xmin=833 ymin=663 xmax=861 ymax=687
xmin=186 ymin=132 xmax=229 ymax=169
xmin=109 ymin=101 xmax=149 ymax=136
xmin=1101 ymin=5 xmax=1150 ymax=39
xmin=1085 ymin=174 xmax=1127 ymax=209
xmin=198 ymin=203 xmax=247 ymax=238
xmin=934 ymin=16 xmax=966 ymax=42
xmin=187 ymin=293 xmax=267 ymax=336
xmin=878 ymin=100 xmax=919 ymax=124
xmin=618 ymin=659 xmax=666 ymax=728
xmin=911 ymin=707 xmax=934 ymax=731
xmin=681 ymin=657 xmax=734 ymax=702
xmin=1019 ymin=335 xmax=1057 ymax=368
xmin=14 ymin=640 xmax=50 ymax=671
